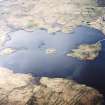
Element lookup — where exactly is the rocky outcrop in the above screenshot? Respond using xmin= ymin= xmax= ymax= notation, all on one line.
xmin=0 ymin=67 xmax=103 ymax=105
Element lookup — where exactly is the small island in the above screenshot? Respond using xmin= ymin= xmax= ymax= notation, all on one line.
xmin=67 ymin=42 xmax=102 ymax=60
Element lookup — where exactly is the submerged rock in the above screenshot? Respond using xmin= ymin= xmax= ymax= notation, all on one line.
xmin=0 ymin=67 xmax=103 ymax=105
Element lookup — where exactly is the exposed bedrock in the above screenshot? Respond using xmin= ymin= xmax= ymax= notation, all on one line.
xmin=0 ymin=67 xmax=103 ymax=105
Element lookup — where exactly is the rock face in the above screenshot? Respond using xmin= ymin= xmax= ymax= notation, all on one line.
xmin=90 ymin=15 xmax=105 ymax=34
xmin=0 ymin=67 xmax=103 ymax=105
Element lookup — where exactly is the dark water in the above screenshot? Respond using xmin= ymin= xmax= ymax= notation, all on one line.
xmin=0 ymin=25 xmax=105 ymax=99
xmin=96 ymin=0 xmax=105 ymax=6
